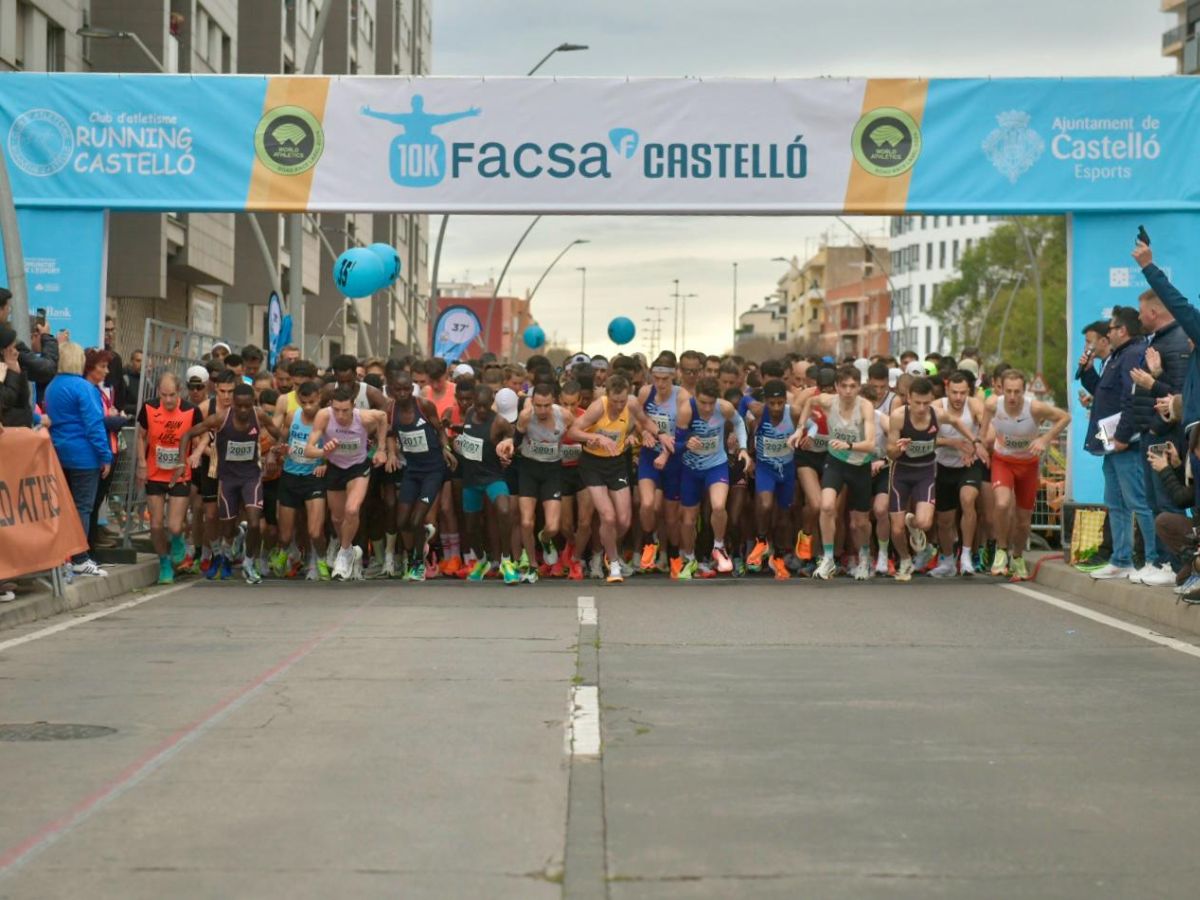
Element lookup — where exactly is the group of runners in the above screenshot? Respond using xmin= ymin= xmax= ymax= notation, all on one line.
xmin=133 ymin=347 xmax=1069 ymax=587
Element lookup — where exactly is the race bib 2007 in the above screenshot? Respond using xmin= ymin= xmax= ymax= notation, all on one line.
xmin=455 ymin=433 xmax=484 ymax=461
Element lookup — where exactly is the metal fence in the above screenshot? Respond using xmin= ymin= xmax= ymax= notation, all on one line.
xmin=109 ymin=319 xmax=229 ymax=549
xmin=1031 ymin=422 xmax=1069 ymax=543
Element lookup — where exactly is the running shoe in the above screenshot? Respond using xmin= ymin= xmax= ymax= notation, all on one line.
xmin=732 ymin=557 xmax=746 ymax=578
xmin=929 ymin=556 xmax=957 ymax=578
xmin=467 ymin=556 xmax=491 ymax=582
xmin=619 ymin=557 xmax=635 ymax=578
xmin=904 ymin=513 xmax=927 ymax=552
xmin=382 ymin=551 xmax=397 ymax=579
xmin=269 ymin=548 xmax=290 ymax=578
xmin=178 ymin=552 xmax=195 ymax=573
xmin=678 ymin=558 xmax=698 ymax=580
xmin=231 ymin=522 xmax=247 ymax=563
xmin=407 ymin=562 xmax=427 ymax=582
xmin=199 ymin=553 xmax=215 ymax=577
xmin=960 ymin=551 xmax=976 ymax=577
xmin=518 ymin=549 xmax=532 ymax=571
xmin=639 ymin=542 xmax=659 ymax=572
xmin=712 ymin=546 xmax=734 ymax=574
xmin=916 ymin=547 xmax=938 ymax=572
xmin=500 ymin=557 xmax=520 ymax=585
xmin=204 ymin=555 xmax=222 ymax=581
xmin=539 ymin=531 xmax=559 ymax=566
xmin=895 ymin=558 xmax=914 ymax=582
xmin=794 ymin=531 xmax=814 ymax=561
xmin=157 ymin=557 xmax=175 ymax=585
xmin=874 ymin=553 xmax=890 ymax=577
xmin=669 ymin=557 xmax=684 ymax=580
xmin=170 ymin=535 xmax=187 ymax=567
xmin=851 ymin=556 xmax=871 ymax=581
xmin=440 ymin=555 xmax=464 ymax=577
xmin=363 ymin=557 xmax=384 ymax=579
xmin=1175 ymin=574 xmax=1200 ymax=595
xmin=351 ymin=546 xmax=365 ymax=581
xmin=813 ymin=556 xmax=837 ymax=581
xmin=242 ymin=560 xmax=263 ymax=585
xmin=423 ymin=523 xmax=438 ymax=558
xmin=588 ymin=552 xmax=605 ymax=581
xmin=990 ymin=548 xmax=1009 ymax=577
xmin=746 ymin=539 xmax=770 ymax=572
xmin=326 ymin=541 xmax=341 ymax=569
xmin=219 ymin=555 xmax=233 ymax=581
xmin=698 ymin=561 xmax=717 ymax=579
xmin=305 ymin=564 xmax=319 ymax=582
xmin=769 ymin=556 xmax=790 ymax=579
xmin=1009 ymin=556 xmax=1030 ymax=582
xmin=332 ymin=548 xmax=350 ymax=581
xmin=522 ymin=568 xmax=540 ymax=584
xmin=567 ymin=560 xmax=585 ymax=581
xmin=317 ymin=559 xmax=331 ymax=581
xmin=606 ymin=560 xmax=624 ymax=584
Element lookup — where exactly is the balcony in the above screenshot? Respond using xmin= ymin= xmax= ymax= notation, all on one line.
xmin=1186 ymin=34 xmax=1200 ymax=74
xmin=1162 ymin=0 xmax=1185 ymax=11
xmin=1164 ymin=23 xmax=1186 ymax=53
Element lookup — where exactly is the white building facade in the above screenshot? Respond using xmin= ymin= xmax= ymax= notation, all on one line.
xmin=888 ymin=214 xmax=1001 ymax=357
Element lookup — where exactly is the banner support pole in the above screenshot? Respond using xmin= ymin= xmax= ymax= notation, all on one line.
xmin=0 ymin=143 xmax=29 ymax=346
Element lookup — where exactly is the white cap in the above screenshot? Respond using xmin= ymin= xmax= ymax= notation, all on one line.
xmin=904 ymin=360 xmax=926 ymax=377
xmin=853 ymin=358 xmax=871 ymax=380
xmin=566 ymin=353 xmax=591 ymax=369
xmin=211 ymin=341 xmax=231 ymax=355
xmin=887 ymin=367 xmax=902 ymax=388
xmin=452 ymin=363 xmax=474 ymax=379
xmin=185 ymin=365 xmax=209 ymax=384
xmin=495 ymin=387 xmax=520 ymax=423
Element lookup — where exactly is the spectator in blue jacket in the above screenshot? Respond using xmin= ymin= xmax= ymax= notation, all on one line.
xmin=1085 ymin=306 xmax=1163 ymax=582
xmin=1134 ymin=242 xmax=1200 ymax=431
xmin=43 ymin=342 xmax=113 ymax=578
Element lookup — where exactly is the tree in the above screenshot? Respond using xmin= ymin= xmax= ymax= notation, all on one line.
xmin=930 ymin=216 xmax=1067 ymax=403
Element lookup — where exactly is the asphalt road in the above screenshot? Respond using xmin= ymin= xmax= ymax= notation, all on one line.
xmin=1 ymin=575 xmax=1199 ymax=899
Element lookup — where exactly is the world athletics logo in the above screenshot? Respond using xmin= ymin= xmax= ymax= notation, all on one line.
xmin=7 ymin=109 xmax=74 ymax=177
xmin=360 ymin=95 xmax=481 ymax=188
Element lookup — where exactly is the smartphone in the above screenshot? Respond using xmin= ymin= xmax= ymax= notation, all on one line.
xmin=1148 ymin=442 xmax=1171 ymax=457
xmin=1137 ymin=225 xmax=1151 ymax=246
xmin=29 ymin=307 xmax=45 ymax=332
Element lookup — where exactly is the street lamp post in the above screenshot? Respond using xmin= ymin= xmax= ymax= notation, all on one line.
xmin=76 ymin=26 xmax=166 ymax=72
xmin=731 ymin=261 xmax=739 ymax=353
xmin=679 ymin=292 xmax=698 ymax=350
xmin=577 ymin=267 xmax=587 ymax=352
xmin=427 ymin=42 xmax=588 ymax=350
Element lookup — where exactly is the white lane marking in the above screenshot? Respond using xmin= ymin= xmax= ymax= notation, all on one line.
xmin=577 ymin=595 xmax=597 ymax=625
xmin=0 ymin=582 xmax=194 ymax=654
xmin=570 ymin=685 xmax=601 ymax=757
xmin=1002 ymin=583 xmax=1200 ymax=660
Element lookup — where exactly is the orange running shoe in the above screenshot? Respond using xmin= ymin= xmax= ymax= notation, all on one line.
xmin=769 ymin=555 xmax=790 ymax=579
xmin=794 ymin=531 xmax=814 ymax=561
xmin=440 ymin=555 xmax=463 ymax=577
xmin=669 ymin=556 xmax=684 ymax=579
xmin=567 ymin=559 xmax=584 ymax=580
xmin=746 ymin=539 xmax=770 ymax=571
xmin=639 ymin=542 xmax=659 ymax=572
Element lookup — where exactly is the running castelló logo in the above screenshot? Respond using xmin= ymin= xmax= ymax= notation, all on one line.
xmin=360 ymin=95 xmax=481 ymax=188
xmin=982 ymin=110 xmax=1045 ymax=184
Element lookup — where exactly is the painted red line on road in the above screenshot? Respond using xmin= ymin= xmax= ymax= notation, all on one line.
xmin=0 ymin=594 xmax=379 ymax=879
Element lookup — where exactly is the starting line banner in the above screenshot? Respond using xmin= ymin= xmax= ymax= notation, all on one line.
xmin=2 ymin=75 xmax=1199 ymax=214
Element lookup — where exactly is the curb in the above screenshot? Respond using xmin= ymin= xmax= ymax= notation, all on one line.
xmin=1032 ymin=556 xmax=1200 ymax=637
xmin=0 ymin=557 xmax=161 ymax=633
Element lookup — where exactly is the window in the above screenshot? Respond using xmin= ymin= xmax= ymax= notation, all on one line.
xmin=933 ymin=215 xmax=940 ymax=228
xmin=919 ymin=284 xmax=927 ymax=311
xmin=14 ymin=1 xmax=29 ymax=68
xmin=926 ymin=243 xmax=933 ymax=269
xmin=952 ymin=240 xmax=960 ymax=265
xmin=924 ymin=326 xmax=932 ymax=355
xmin=966 ymin=238 xmax=973 ymax=251
xmin=920 ymin=215 xmax=927 ymax=230
xmin=46 ymin=22 xmax=65 ymax=71
xmin=939 ymin=241 xmax=946 ymax=269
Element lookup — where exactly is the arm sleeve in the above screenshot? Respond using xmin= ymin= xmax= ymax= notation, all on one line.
xmin=81 ymin=389 xmax=114 ymax=466
xmin=1114 ymin=356 xmax=1140 ymax=444
xmin=1079 ymin=367 xmax=1100 ymax=393
xmin=1158 ymin=464 xmax=1193 ymax=509
xmin=1144 ymin=264 xmax=1200 ymax=345
xmin=732 ymin=412 xmax=748 ymax=451
xmin=137 ymin=405 xmax=149 ymax=429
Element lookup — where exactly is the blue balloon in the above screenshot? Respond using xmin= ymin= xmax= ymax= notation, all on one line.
xmin=367 ymin=242 xmax=402 ymax=284
xmin=523 ymin=324 xmax=546 ymax=349
xmin=332 ymin=247 xmax=387 ymax=298
xmin=607 ymin=316 xmax=636 ymax=345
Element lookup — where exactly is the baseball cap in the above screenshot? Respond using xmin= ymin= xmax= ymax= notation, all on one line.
xmin=763 ymin=379 xmax=787 ymax=399
xmin=888 ymin=367 xmax=903 ymax=388
xmin=959 ymin=358 xmax=981 ymax=377
xmin=452 ymin=362 xmax=474 ymax=379
xmin=566 ymin=352 xmax=591 ymax=369
xmin=923 ymin=360 xmax=939 ymax=376
xmin=495 ymin=387 xmax=519 ymax=423
xmin=904 ymin=360 xmax=926 ymax=377
xmin=816 ymin=367 xmax=837 ymax=388
xmin=186 ymin=364 xmax=209 ymax=385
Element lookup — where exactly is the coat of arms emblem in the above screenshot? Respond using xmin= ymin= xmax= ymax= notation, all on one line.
xmin=982 ymin=110 xmax=1044 ymax=184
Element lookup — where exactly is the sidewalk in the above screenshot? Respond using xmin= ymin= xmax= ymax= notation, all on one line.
xmin=1030 ymin=553 xmax=1200 ymax=637
xmin=0 ymin=556 xmax=162 ymax=634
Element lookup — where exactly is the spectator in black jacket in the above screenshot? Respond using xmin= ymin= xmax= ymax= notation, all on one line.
xmin=0 ymin=325 xmax=33 ymax=427
xmin=1129 ymin=288 xmax=1191 ymax=524
xmin=102 ymin=315 xmax=125 ymax=413
xmin=1149 ymin=395 xmax=1200 ymax=595
xmin=0 ymin=286 xmax=58 ymax=398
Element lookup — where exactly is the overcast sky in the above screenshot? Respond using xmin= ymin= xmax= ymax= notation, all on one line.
xmin=430 ymin=0 xmax=1175 ymax=356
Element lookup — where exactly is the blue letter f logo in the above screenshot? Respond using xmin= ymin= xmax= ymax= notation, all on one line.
xmin=608 ymin=128 xmax=639 ymax=159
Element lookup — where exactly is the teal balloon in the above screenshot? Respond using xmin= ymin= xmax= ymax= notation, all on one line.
xmin=607 ymin=316 xmax=636 ymax=345
xmin=367 ymin=242 xmax=402 ymax=284
xmin=333 ymin=247 xmax=387 ymax=298
xmin=523 ymin=324 xmax=546 ymax=349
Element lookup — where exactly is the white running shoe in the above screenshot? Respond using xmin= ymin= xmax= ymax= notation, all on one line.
xmin=332 ymin=548 xmax=350 ymax=581
xmin=351 ymin=546 xmax=364 ymax=580
xmin=382 ymin=551 xmax=397 ymax=578
xmin=71 ymin=559 xmax=108 ymax=577
xmin=588 ymin=551 xmax=605 ymax=580
xmin=904 ymin=512 xmax=927 ymax=552
xmin=423 ymin=523 xmax=437 ymax=558
xmin=875 ymin=553 xmax=889 ymax=576
xmin=1090 ymin=563 xmax=1132 ymax=580
xmin=851 ymin=556 xmax=871 ymax=581
xmin=619 ymin=557 xmax=635 ymax=578
xmin=813 ymin=556 xmax=837 ymax=580
xmin=929 ymin=557 xmax=958 ymax=578
xmin=305 ymin=564 xmax=319 ymax=582
xmin=960 ymin=550 xmax=976 ymax=576
xmin=1137 ymin=563 xmax=1176 ymax=586
xmin=895 ymin=558 xmax=915 ymax=582
xmin=326 ymin=541 xmax=340 ymax=569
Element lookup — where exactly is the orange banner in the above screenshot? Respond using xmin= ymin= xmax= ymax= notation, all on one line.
xmin=0 ymin=428 xmax=88 ymax=580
